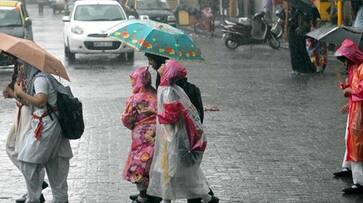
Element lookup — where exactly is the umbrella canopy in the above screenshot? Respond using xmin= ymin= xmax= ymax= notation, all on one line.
xmin=306 ymin=25 xmax=363 ymax=46
xmin=0 ymin=33 xmax=70 ymax=81
xmin=108 ymin=19 xmax=204 ymax=61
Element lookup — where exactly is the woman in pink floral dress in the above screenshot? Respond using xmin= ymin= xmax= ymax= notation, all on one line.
xmin=121 ymin=67 xmax=157 ymax=203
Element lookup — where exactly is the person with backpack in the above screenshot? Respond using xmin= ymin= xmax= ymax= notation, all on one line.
xmin=146 ymin=59 xmax=218 ymax=203
xmin=121 ymin=67 xmax=157 ymax=203
xmin=144 ymin=53 xmax=216 ymax=203
xmin=13 ymin=63 xmax=73 ymax=203
xmin=2 ymin=57 xmax=49 ymax=203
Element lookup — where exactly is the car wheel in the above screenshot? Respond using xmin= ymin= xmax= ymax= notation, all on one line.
xmin=64 ymin=45 xmax=69 ymax=58
xmin=65 ymin=45 xmax=75 ymax=63
xmin=127 ymin=51 xmax=134 ymax=62
xmin=118 ymin=53 xmax=126 ymax=62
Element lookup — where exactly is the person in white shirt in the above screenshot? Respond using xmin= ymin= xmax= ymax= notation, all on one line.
xmin=14 ymin=64 xmax=73 ymax=203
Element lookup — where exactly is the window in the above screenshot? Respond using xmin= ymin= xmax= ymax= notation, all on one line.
xmin=0 ymin=7 xmax=22 ymax=26
xmin=74 ymin=5 xmax=126 ymax=21
xmin=136 ymin=0 xmax=169 ymax=10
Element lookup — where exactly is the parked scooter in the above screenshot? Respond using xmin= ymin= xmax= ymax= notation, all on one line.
xmin=221 ymin=11 xmax=280 ymax=50
xmin=270 ymin=8 xmax=285 ymax=39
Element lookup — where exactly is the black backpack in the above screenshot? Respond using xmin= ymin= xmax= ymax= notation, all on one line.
xmin=157 ymin=74 xmax=204 ymax=123
xmin=35 ymin=74 xmax=85 ymax=139
xmin=176 ymin=79 xmax=204 ymax=124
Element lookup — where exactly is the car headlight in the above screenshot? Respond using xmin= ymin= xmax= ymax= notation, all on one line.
xmin=139 ymin=15 xmax=149 ymax=20
xmin=71 ymin=26 xmax=84 ymax=35
xmin=167 ymin=15 xmax=176 ymax=22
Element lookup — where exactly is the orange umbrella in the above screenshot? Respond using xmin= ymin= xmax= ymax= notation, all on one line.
xmin=0 ymin=33 xmax=70 ymax=81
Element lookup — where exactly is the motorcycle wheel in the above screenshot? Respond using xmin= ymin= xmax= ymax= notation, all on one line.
xmin=271 ymin=22 xmax=283 ymax=39
xmin=268 ymin=33 xmax=280 ymax=49
xmin=224 ymin=36 xmax=238 ymax=50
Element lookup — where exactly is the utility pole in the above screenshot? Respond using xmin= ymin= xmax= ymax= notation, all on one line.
xmin=337 ymin=0 xmax=342 ymax=25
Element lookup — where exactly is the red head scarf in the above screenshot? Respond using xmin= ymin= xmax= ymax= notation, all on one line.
xmin=160 ymin=59 xmax=187 ymax=86
xmin=129 ymin=67 xmax=151 ymax=93
xmin=335 ymin=39 xmax=363 ymax=66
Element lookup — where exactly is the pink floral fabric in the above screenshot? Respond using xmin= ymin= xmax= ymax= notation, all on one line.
xmin=129 ymin=66 xmax=152 ymax=93
xmin=121 ymin=67 xmax=157 ymax=187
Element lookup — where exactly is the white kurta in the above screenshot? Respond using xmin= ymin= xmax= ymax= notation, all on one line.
xmin=18 ymin=76 xmax=72 ymax=164
xmin=17 ymin=75 xmax=73 ymax=203
xmin=6 ymin=105 xmax=32 ymax=168
xmin=147 ymin=86 xmax=209 ymax=200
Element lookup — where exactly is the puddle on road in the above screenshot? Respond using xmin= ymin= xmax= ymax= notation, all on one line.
xmin=72 ymin=64 xmax=108 ymax=70
xmin=65 ymin=54 xmax=135 ymax=70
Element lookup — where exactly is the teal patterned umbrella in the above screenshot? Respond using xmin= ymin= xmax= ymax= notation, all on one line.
xmin=108 ymin=19 xmax=204 ymax=61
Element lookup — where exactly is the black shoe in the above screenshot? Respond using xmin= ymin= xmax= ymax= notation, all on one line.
xmin=40 ymin=194 xmax=45 ymax=203
xmin=42 ymin=181 xmax=49 ymax=190
xmin=334 ymin=168 xmax=352 ymax=178
xmin=208 ymin=196 xmax=219 ymax=203
xmin=187 ymin=198 xmax=202 ymax=203
xmin=130 ymin=194 xmax=152 ymax=203
xmin=129 ymin=194 xmax=138 ymax=201
xmin=15 ymin=194 xmax=45 ymax=203
xmin=15 ymin=182 xmax=47 ymax=203
xmin=131 ymin=198 xmax=148 ymax=203
xmin=343 ymin=184 xmax=363 ymax=194
xmin=208 ymin=188 xmax=214 ymax=196
xmin=15 ymin=194 xmax=26 ymax=203
xmin=146 ymin=195 xmax=161 ymax=203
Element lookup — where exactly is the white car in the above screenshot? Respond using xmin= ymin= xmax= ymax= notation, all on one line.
xmin=62 ymin=0 xmax=134 ymax=62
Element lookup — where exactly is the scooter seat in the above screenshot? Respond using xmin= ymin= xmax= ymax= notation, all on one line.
xmin=237 ymin=17 xmax=251 ymax=26
xmin=224 ymin=20 xmax=236 ymax=25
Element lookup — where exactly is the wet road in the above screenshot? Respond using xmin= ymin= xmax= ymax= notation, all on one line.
xmin=0 ymin=3 xmax=362 ymax=203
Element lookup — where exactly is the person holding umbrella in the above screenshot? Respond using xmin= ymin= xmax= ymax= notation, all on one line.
xmin=285 ymin=0 xmax=318 ymax=74
xmin=2 ymin=55 xmax=49 ymax=203
xmin=334 ymin=39 xmax=363 ymax=194
xmin=146 ymin=59 xmax=218 ymax=203
xmin=0 ymin=33 xmax=73 ymax=203
xmin=135 ymin=53 xmax=211 ymax=203
xmin=12 ymin=63 xmax=73 ymax=203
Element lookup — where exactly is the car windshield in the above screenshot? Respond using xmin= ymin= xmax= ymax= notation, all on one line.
xmin=136 ymin=0 xmax=169 ymax=10
xmin=74 ymin=5 xmax=126 ymax=21
xmin=0 ymin=7 xmax=22 ymax=27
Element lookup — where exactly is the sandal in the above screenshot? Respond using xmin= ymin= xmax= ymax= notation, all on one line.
xmin=130 ymin=195 xmax=149 ymax=203
xmin=129 ymin=194 xmax=138 ymax=201
xmin=208 ymin=196 xmax=219 ymax=203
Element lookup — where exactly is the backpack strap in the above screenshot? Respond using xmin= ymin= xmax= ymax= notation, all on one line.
xmin=30 ymin=73 xmax=55 ymax=120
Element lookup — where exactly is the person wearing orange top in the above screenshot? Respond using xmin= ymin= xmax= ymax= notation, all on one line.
xmin=335 ymin=39 xmax=363 ymax=194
